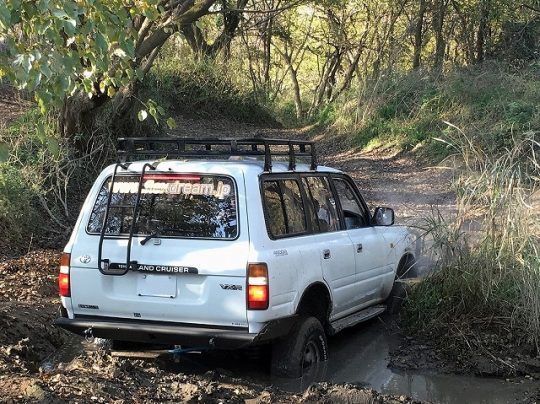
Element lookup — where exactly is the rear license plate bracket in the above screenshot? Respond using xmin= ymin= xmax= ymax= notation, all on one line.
xmin=137 ymin=274 xmax=177 ymax=298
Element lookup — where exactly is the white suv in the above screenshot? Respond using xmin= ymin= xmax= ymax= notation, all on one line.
xmin=55 ymin=138 xmax=416 ymax=377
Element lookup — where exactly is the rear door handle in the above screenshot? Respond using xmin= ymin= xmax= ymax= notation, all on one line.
xmin=323 ymin=249 xmax=331 ymax=259
xmin=357 ymin=243 xmax=363 ymax=253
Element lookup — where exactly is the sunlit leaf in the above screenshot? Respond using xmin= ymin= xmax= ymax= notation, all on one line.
xmin=47 ymin=138 xmax=61 ymax=157
xmin=166 ymin=117 xmax=177 ymax=129
xmin=95 ymin=31 xmax=108 ymax=52
xmin=138 ymin=109 xmax=148 ymax=121
xmin=0 ymin=3 xmax=11 ymax=29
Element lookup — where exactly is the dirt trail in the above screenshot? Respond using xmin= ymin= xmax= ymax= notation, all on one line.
xmin=0 ymin=256 xmax=418 ymax=403
xmin=170 ymin=116 xmax=456 ymax=224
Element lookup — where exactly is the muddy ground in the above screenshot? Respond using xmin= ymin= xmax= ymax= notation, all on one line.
xmin=1 ymin=250 xmax=538 ymax=403
xmin=0 ymin=250 xmax=421 ymax=403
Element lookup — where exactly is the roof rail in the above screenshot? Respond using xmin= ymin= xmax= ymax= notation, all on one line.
xmin=116 ymin=137 xmax=318 ymax=172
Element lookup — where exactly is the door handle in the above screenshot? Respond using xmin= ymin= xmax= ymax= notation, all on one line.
xmin=323 ymin=249 xmax=331 ymax=259
xmin=357 ymin=243 xmax=363 ymax=253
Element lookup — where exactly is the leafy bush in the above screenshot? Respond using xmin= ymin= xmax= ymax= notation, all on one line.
xmin=0 ymin=164 xmax=41 ymax=248
xmin=0 ymin=109 xmax=98 ymax=254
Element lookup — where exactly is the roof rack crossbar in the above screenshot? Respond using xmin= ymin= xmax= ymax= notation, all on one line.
xmin=116 ymin=137 xmax=318 ymax=172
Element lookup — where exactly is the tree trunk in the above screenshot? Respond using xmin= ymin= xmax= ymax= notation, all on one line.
xmin=180 ymin=0 xmax=248 ymax=59
xmin=283 ymin=53 xmax=303 ymax=120
xmin=331 ymin=40 xmax=365 ymax=102
xmin=311 ymin=49 xmax=341 ymax=112
xmin=263 ymin=17 xmax=273 ymax=87
xmin=433 ymin=0 xmax=448 ymax=72
xmin=289 ymin=67 xmax=303 ymax=120
xmin=476 ymin=0 xmax=490 ymax=63
xmin=413 ymin=0 xmax=427 ymax=69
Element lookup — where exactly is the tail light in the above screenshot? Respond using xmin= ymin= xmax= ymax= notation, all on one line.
xmin=247 ymin=263 xmax=269 ymax=310
xmin=59 ymin=253 xmax=71 ymax=297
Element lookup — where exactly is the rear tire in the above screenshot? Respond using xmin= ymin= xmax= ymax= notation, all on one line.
xmin=271 ymin=316 xmax=328 ymax=378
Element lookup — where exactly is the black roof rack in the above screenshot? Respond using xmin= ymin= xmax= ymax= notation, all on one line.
xmin=116 ymin=137 xmax=318 ymax=172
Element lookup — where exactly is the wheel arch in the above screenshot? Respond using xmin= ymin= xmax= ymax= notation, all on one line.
xmin=295 ymin=282 xmax=332 ymax=329
xmin=396 ymin=252 xmax=416 ymax=279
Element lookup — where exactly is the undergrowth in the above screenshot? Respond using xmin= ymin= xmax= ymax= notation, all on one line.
xmin=404 ymin=129 xmax=540 ymax=354
xmin=138 ymin=45 xmax=277 ymax=130
xmin=0 ymin=109 xmax=102 ymax=254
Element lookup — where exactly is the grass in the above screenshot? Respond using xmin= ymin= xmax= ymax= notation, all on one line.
xmin=404 ymin=129 xmax=540 ymax=354
xmin=137 ymin=45 xmax=277 ymax=131
xmin=310 ymin=63 xmax=540 ymax=160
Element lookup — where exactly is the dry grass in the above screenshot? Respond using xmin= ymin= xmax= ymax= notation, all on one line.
xmin=406 ymin=127 xmax=540 ymax=352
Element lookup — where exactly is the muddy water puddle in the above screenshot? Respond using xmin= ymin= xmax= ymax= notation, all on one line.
xmin=44 ymin=321 xmax=537 ymax=403
xmin=168 ymin=320 xmax=537 ymax=403
xmin=318 ymin=320 xmax=537 ymax=403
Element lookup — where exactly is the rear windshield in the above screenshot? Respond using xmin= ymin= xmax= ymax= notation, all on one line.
xmin=86 ymin=174 xmax=238 ymax=239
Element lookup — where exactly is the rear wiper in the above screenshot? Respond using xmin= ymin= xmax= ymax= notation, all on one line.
xmin=140 ymin=232 xmax=159 ymax=245
xmin=140 ymin=229 xmax=192 ymax=245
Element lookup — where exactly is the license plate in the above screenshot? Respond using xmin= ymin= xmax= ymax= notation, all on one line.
xmin=137 ymin=274 xmax=177 ymax=298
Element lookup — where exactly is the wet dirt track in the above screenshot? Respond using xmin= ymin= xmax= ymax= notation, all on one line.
xmin=33 ymin=317 xmax=539 ymax=404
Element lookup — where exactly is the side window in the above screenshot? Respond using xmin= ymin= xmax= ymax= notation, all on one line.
xmin=263 ymin=181 xmax=286 ymax=237
xmin=304 ymin=176 xmax=339 ymax=232
xmin=333 ymin=178 xmax=368 ymax=229
xmin=281 ymin=180 xmax=307 ymax=234
xmin=263 ymin=179 xmax=307 ymax=238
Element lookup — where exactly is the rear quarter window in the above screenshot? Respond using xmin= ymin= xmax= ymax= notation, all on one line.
xmin=262 ymin=178 xmax=307 ymax=238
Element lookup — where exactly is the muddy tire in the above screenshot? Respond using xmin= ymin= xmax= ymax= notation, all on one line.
xmin=385 ymin=280 xmax=410 ymax=314
xmin=396 ymin=255 xmax=417 ymax=279
xmin=271 ymin=316 xmax=328 ymax=378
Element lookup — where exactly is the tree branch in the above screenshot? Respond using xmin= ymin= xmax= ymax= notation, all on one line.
xmin=521 ymin=4 xmax=540 ymax=13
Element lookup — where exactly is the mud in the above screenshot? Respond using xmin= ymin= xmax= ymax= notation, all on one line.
xmin=0 ymin=250 xmax=418 ymax=403
xmin=159 ymin=319 xmax=539 ymax=403
xmin=2 ymin=249 xmax=538 ymax=403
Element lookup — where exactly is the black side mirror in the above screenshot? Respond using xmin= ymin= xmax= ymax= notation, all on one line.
xmin=373 ymin=207 xmax=394 ymax=226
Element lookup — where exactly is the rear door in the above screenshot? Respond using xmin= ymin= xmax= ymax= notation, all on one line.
xmin=69 ymin=171 xmax=249 ymax=328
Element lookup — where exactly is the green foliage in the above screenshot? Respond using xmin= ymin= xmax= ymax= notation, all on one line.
xmin=0 ymin=108 xmax=98 ymax=252
xmin=0 ymin=0 xmax=160 ymax=112
xmin=0 ymin=163 xmax=41 ymax=246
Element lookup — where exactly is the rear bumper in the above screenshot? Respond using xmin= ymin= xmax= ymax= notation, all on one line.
xmin=54 ymin=314 xmax=297 ymax=349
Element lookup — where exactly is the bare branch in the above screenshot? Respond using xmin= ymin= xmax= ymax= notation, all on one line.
xmin=521 ymin=4 xmax=540 ymax=13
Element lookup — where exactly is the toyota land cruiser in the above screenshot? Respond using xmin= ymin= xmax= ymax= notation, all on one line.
xmin=55 ymin=138 xmax=417 ymax=377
